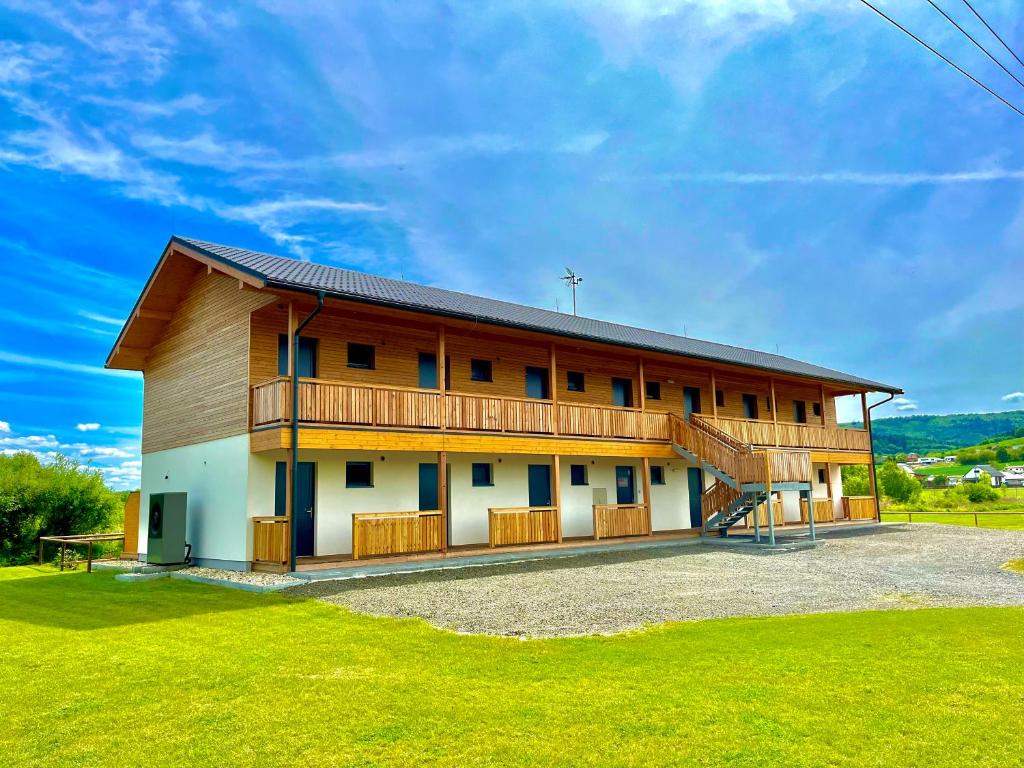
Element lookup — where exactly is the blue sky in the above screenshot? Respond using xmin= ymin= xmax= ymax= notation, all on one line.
xmin=1 ymin=1 xmax=1022 ymax=489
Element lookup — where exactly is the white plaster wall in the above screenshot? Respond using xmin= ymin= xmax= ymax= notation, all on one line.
xmin=780 ymin=491 xmax=802 ymax=523
xmin=561 ymin=459 xmax=618 ymax=538
xmin=140 ymin=434 xmax=251 ymax=565
xmin=448 ymin=454 xmax=545 ymax=546
xmin=649 ymin=460 xmax=695 ymax=531
xmin=830 ymin=464 xmax=845 ymax=518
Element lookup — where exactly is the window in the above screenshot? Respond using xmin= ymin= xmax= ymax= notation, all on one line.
xmin=566 ymin=371 xmax=585 ymax=392
xmin=793 ymin=400 xmax=808 ymax=424
xmin=347 ymin=342 xmax=375 ymax=370
xmin=612 ymin=377 xmax=633 ymax=407
xmin=525 ymin=366 xmax=550 ymax=399
xmin=418 ymin=352 xmax=437 ymax=388
xmin=742 ymin=393 xmax=759 ymax=420
xmin=650 ymin=465 xmax=666 ymax=485
xmin=812 ymin=401 xmax=822 ymax=417
xmin=645 ymin=381 xmax=661 ymax=400
xmin=470 ymin=358 xmax=493 ymax=382
xmin=715 ymin=389 xmax=725 ymax=408
xmin=345 ymin=461 xmax=373 ymax=488
xmin=817 ymin=468 xmax=826 ymax=484
xmin=570 ymin=464 xmax=588 ymax=486
xmin=471 ymin=463 xmax=494 ymax=487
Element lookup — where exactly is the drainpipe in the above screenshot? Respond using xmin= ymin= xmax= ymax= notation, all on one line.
xmin=866 ymin=392 xmax=897 ymax=522
xmin=290 ymin=291 xmax=325 ymax=573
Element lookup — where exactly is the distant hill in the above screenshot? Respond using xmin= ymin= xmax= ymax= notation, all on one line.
xmin=843 ymin=411 xmax=1024 ymax=456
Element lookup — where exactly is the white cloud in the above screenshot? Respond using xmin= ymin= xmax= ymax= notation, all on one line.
xmin=77 ymin=311 xmax=124 ymax=327
xmin=0 ymin=350 xmax=139 ymax=378
xmin=0 ymin=421 xmax=10 ymax=433
xmin=82 ymin=93 xmax=215 ymax=118
xmin=132 ymin=131 xmax=278 ymax=171
xmin=76 ymin=423 xmax=101 ymax=431
xmin=641 ymin=168 xmax=1024 ymax=186
xmin=559 ymin=131 xmax=610 ymax=154
xmin=0 ymin=434 xmax=60 ymax=449
xmin=1002 ymin=392 xmax=1024 ymax=403
xmin=892 ymin=397 xmax=919 ymax=412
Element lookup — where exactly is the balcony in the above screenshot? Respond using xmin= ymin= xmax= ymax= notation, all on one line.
xmin=251 ymin=377 xmax=871 ymax=452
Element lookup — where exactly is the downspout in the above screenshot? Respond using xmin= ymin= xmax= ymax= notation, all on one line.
xmin=290 ymin=291 xmax=325 ymax=573
xmin=866 ymin=392 xmax=897 ymax=522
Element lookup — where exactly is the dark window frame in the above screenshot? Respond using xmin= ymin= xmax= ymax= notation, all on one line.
xmin=650 ymin=465 xmax=666 ymax=485
xmin=345 ymin=461 xmax=373 ymax=488
xmin=570 ymin=464 xmax=588 ymax=486
xmin=566 ymin=371 xmax=586 ymax=392
xmin=470 ymin=358 xmax=493 ymax=382
xmin=742 ymin=393 xmax=759 ymax=420
xmin=347 ymin=342 xmax=376 ymax=370
xmin=471 ymin=462 xmax=494 ymax=487
xmin=645 ymin=381 xmax=661 ymax=401
xmin=715 ymin=389 xmax=725 ymax=408
xmin=817 ymin=468 xmax=827 ymax=484
xmin=812 ymin=402 xmax=822 ymax=417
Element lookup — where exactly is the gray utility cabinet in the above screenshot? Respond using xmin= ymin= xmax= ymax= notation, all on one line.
xmin=147 ymin=492 xmax=187 ymax=565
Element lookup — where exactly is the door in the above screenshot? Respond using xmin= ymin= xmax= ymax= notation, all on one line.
xmin=525 ymin=366 xmax=550 ymax=399
xmin=418 ymin=353 xmax=437 ymax=389
xmin=418 ymin=463 xmax=439 ymax=511
xmin=683 ymin=386 xmax=702 ymax=417
xmin=528 ymin=464 xmax=552 ymax=507
xmin=277 ymin=335 xmax=318 ymax=377
xmin=793 ymin=400 xmax=807 ymax=423
xmin=612 ymin=377 xmax=633 ymax=407
xmin=742 ymin=393 xmax=759 ymax=419
xmin=615 ymin=465 xmax=636 ymax=504
xmin=687 ymin=468 xmax=704 ymax=528
xmin=274 ymin=461 xmax=316 ymax=556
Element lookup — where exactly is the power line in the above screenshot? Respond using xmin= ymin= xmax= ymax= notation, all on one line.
xmin=856 ymin=0 xmax=1024 ymax=119
xmin=925 ymin=0 xmax=1024 ymax=91
xmin=960 ymin=0 xmax=1024 ymax=71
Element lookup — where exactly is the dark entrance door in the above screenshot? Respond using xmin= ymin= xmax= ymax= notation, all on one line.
xmin=275 ymin=461 xmax=316 ymax=557
xmin=418 ymin=463 xmax=439 ymax=511
xmin=684 ymin=386 xmax=702 ymax=417
xmin=612 ymin=378 xmax=633 ymax=407
xmin=277 ymin=335 xmax=318 ymax=377
xmin=418 ymin=353 xmax=437 ymax=389
xmin=525 ymin=366 xmax=550 ymax=399
xmin=615 ymin=465 xmax=636 ymax=504
xmin=687 ymin=467 xmax=704 ymax=528
xmin=528 ymin=464 xmax=552 ymax=507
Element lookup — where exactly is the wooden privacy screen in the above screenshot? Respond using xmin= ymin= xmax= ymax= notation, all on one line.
xmin=801 ymin=498 xmax=835 ymax=523
xmin=252 ymin=517 xmax=289 ymax=565
xmin=122 ymin=491 xmax=140 ymax=559
xmin=488 ymin=507 xmax=560 ymax=547
xmin=743 ymin=497 xmax=784 ymax=528
xmin=843 ymin=496 xmax=876 ymax=520
xmin=352 ymin=510 xmax=444 ymax=560
xmin=593 ymin=504 xmax=651 ymax=539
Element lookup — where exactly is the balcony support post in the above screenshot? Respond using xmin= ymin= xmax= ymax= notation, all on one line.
xmin=438 ymin=451 xmax=448 ymax=552
xmin=552 ymin=454 xmax=562 ymax=542
xmin=641 ymin=456 xmax=653 ymax=535
xmin=550 ymin=343 xmax=559 ymax=435
xmin=764 ymin=451 xmax=775 ymax=547
xmin=769 ymin=377 xmax=779 ymax=446
xmin=438 ymin=325 xmax=447 ymax=432
xmin=710 ymin=371 xmax=718 ymax=420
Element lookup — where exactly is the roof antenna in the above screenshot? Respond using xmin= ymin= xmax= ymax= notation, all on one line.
xmin=561 ymin=267 xmax=583 ymax=316
xmin=555 ymin=297 xmax=560 ymax=313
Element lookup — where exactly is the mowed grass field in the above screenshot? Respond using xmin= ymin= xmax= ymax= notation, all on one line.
xmin=881 ymin=487 xmax=1024 ymax=529
xmin=2 ymin=567 xmax=1024 ymax=767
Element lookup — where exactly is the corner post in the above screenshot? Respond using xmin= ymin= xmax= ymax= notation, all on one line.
xmin=552 ymin=454 xmax=562 ymax=542
xmin=438 ymin=325 xmax=447 ymax=432
xmin=862 ymin=392 xmax=880 ymax=522
xmin=438 ymin=451 xmax=448 ymax=553
xmin=769 ymin=377 xmax=779 ymax=446
xmin=641 ymin=456 xmax=653 ymax=535
xmin=550 ymin=343 xmax=559 ymax=435
xmin=764 ymin=451 xmax=775 ymax=547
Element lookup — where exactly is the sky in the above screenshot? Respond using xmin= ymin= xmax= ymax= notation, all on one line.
xmin=1 ymin=0 xmax=1022 ymax=490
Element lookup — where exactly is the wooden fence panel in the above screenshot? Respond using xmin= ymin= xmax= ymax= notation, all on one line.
xmin=593 ymin=504 xmax=651 ymax=539
xmin=843 ymin=496 xmax=876 ymax=520
xmin=800 ymin=498 xmax=835 ymax=523
xmin=488 ymin=507 xmax=559 ymax=547
xmin=352 ymin=511 xmax=444 ymax=559
xmin=253 ymin=517 xmax=289 ymax=565
xmin=122 ymin=491 xmax=140 ymax=559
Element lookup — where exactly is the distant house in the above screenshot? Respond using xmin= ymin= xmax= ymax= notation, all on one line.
xmin=897 ymin=462 xmax=917 ymax=476
xmin=962 ymin=465 xmax=1004 ymax=487
xmin=943 ymin=456 xmax=957 ymax=463
xmin=906 ymin=453 xmax=919 ymax=462
xmin=1003 ymin=468 xmax=1024 ymax=488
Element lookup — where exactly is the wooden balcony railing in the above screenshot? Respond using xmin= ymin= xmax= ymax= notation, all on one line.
xmin=800 ymin=498 xmax=835 ymax=523
xmin=447 ymin=393 xmax=553 ymax=434
xmin=750 ymin=497 xmax=784 ymax=528
xmin=702 ymin=481 xmax=740 ymax=526
xmin=843 ymin=496 xmax=876 ymax=520
xmin=592 ymin=504 xmax=651 ymax=539
xmin=488 ymin=507 xmax=560 ymax=547
xmin=352 ymin=510 xmax=444 ymax=560
xmin=692 ymin=414 xmax=870 ymax=452
xmin=252 ymin=516 xmax=289 ymax=566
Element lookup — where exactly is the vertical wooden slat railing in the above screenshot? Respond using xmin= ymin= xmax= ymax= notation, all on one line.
xmin=842 ymin=496 xmax=876 ymax=520
xmin=351 ymin=510 xmax=444 ymax=560
xmin=701 ymin=481 xmax=740 ymax=526
xmin=700 ymin=415 xmax=871 ymax=451
xmin=252 ymin=516 xmax=289 ymax=566
xmin=800 ymin=498 xmax=834 ymax=523
xmin=671 ymin=413 xmax=765 ymax=485
xmin=592 ymin=504 xmax=651 ymax=539
xmin=487 ymin=507 xmax=560 ymax=547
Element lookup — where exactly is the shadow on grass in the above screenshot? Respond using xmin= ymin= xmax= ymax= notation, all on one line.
xmin=0 ymin=567 xmax=274 ymax=631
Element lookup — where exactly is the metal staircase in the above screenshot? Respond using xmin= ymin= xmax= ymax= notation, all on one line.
xmin=668 ymin=413 xmax=813 ymax=539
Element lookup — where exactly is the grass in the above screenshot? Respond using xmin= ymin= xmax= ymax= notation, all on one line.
xmin=880 ymin=488 xmax=1024 ymax=531
xmin=2 ymin=567 xmax=1024 ymax=766
xmin=880 ymin=511 xmax=1024 ymax=530
xmin=1006 ymin=560 xmax=1024 ymax=574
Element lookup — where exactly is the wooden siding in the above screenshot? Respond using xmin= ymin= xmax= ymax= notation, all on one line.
xmin=352 ymin=510 xmax=444 ymax=559
xmin=121 ymin=491 xmax=140 ymax=559
xmin=593 ymin=504 xmax=651 ymax=539
xmin=488 ymin=507 xmax=560 ymax=547
xmin=143 ymin=271 xmax=276 ymax=453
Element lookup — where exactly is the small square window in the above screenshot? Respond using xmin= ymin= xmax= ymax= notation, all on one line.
xmin=470 ymin=359 xmax=493 ymax=382
xmin=645 ymin=381 xmax=661 ymax=400
xmin=817 ymin=468 xmax=826 ymax=484
xmin=812 ymin=402 xmax=822 ymax=417
xmin=346 ymin=461 xmax=373 ymax=488
xmin=471 ymin=463 xmax=493 ymax=486
xmin=347 ymin=342 xmax=375 ymax=370
xmin=650 ymin=465 xmax=666 ymax=485
xmin=715 ymin=389 xmax=725 ymax=408
xmin=566 ymin=371 xmax=585 ymax=392
xmin=570 ymin=464 xmax=588 ymax=486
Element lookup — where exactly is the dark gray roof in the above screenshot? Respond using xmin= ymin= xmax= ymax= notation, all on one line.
xmin=173 ymin=236 xmax=901 ymax=393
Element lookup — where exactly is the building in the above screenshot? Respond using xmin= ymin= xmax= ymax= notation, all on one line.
xmin=962 ymin=465 xmax=1004 ymax=487
xmin=107 ymin=237 xmax=901 ymax=571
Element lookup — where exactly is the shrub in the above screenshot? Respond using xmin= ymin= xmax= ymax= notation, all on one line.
xmin=52 ymin=546 xmax=81 ymax=570
xmin=878 ymin=458 xmax=922 ymax=504
xmin=962 ymin=474 xmax=1000 ymax=503
xmin=0 ymin=453 xmax=123 ymax=565
xmin=841 ymin=465 xmax=871 ymax=496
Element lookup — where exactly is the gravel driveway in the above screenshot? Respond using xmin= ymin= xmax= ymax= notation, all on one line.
xmin=289 ymin=524 xmax=1024 ymax=637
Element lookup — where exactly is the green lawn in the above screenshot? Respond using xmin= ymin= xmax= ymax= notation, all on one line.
xmin=1006 ymin=560 xmax=1024 ymax=574
xmin=2 ymin=567 xmax=1023 ymax=767
xmin=880 ymin=511 xmax=1024 ymax=530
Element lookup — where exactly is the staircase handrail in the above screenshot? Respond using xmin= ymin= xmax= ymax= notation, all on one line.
xmin=688 ymin=413 xmax=749 ymax=453
xmin=669 ymin=413 xmax=765 ymax=485
xmin=701 ymin=480 xmax=741 ymax=525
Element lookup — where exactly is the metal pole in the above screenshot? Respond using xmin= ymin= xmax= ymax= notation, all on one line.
xmin=290 ymin=291 xmax=325 ymax=573
xmin=764 ymin=452 xmax=775 ymax=547
xmin=805 ymin=489 xmax=816 ymax=542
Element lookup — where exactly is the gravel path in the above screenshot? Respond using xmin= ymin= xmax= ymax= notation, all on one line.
xmin=289 ymin=524 xmax=1024 ymax=637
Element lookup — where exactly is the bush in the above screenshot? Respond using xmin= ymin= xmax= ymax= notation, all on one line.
xmin=0 ymin=453 xmax=123 ymax=565
xmin=961 ymin=474 xmax=1000 ymax=503
xmin=841 ymin=465 xmax=871 ymax=496
xmin=878 ymin=458 xmax=922 ymax=504
xmin=52 ymin=546 xmax=81 ymax=570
